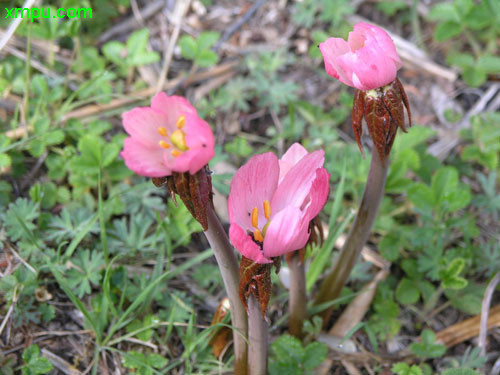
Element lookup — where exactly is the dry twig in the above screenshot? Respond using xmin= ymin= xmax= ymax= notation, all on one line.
xmin=479 ymin=272 xmax=500 ymax=356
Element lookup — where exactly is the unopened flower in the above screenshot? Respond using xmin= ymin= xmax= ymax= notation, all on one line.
xmin=319 ymin=22 xmax=402 ymax=91
xmin=121 ymin=93 xmax=215 ymax=177
xmin=320 ymin=23 xmax=411 ymax=163
xmin=228 ymin=143 xmax=330 ymax=264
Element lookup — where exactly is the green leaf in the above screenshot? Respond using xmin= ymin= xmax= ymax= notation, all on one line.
xmin=4 ymin=198 xmax=38 ymax=242
xmin=462 ymin=66 xmax=487 ymax=87
xmin=70 ymin=135 xmax=104 ymax=174
xmin=427 ymin=3 xmax=460 ymax=22
xmin=302 ymin=342 xmax=328 ymax=369
xmin=410 ymin=329 xmax=447 ymax=359
xmin=445 ymin=283 xmax=484 ymax=315
xmin=22 ymin=345 xmax=53 ymax=374
xmin=127 ymin=29 xmax=149 ymax=55
xmin=379 ymin=233 xmax=403 ymax=262
xmin=446 ymin=53 xmax=474 ymax=69
xmin=434 ymin=21 xmax=463 ymax=42
xmin=407 ymin=183 xmax=434 ymax=212
xmin=439 ymin=258 xmax=468 ymax=290
xmin=376 ymin=1 xmax=407 ymax=16
xmin=271 ymin=335 xmax=304 ymax=364
xmin=102 ymin=41 xmax=125 ymax=65
xmin=0 ymin=153 xmax=11 ymax=169
xmin=178 ymin=35 xmax=197 ymax=60
xmin=122 ymin=351 xmax=146 ymax=369
xmin=453 ymin=0 xmax=473 ymax=17
xmin=463 ymin=3 xmax=494 ymax=29
xmin=392 ymin=362 xmax=423 ymax=375
xmin=195 ymin=49 xmax=218 ymax=67
xmin=477 ymin=55 xmax=500 ymax=73
xmin=396 ymin=278 xmax=420 ymax=305
xmin=432 ymin=167 xmax=458 ymax=202
xmin=196 ymin=31 xmax=220 ymax=50
xmin=147 ymin=353 xmax=167 ymax=368
xmin=441 ymin=369 xmax=480 ymax=375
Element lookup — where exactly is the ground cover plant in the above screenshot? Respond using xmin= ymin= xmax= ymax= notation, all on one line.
xmin=1 ymin=0 xmax=500 ymax=374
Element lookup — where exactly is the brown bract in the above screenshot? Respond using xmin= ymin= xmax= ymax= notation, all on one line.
xmin=238 ymin=256 xmax=280 ymax=318
xmin=153 ymin=167 xmax=213 ymax=231
xmin=352 ymin=78 xmax=412 ymax=164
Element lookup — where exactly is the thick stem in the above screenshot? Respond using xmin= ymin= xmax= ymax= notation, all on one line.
xmin=314 ymin=149 xmax=388 ymax=324
xmin=248 ymin=294 xmax=268 ymax=375
xmin=288 ymin=253 xmax=307 ymax=338
xmin=204 ymin=206 xmax=248 ymax=375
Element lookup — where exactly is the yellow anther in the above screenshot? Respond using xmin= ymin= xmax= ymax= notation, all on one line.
xmin=171 ymin=149 xmax=182 ymax=157
xmin=176 ymin=115 xmax=186 ymax=129
xmin=170 ymin=129 xmax=188 ymax=151
xmin=254 ymin=229 xmax=264 ymax=243
xmin=157 ymin=127 xmax=168 ymax=137
xmin=251 ymin=207 xmax=259 ymax=228
xmin=263 ymin=200 xmax=271 ymax=220
xmin=158 ymin=140 xmax=170 ymax=149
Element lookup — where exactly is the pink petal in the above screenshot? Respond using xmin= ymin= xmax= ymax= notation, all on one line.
xmin=121 ymin=137 xmax=171 ymax=177
xmin=151 ymin=93 xmax=198 ymax=129
xmin=262 ymin=206 xmax=310 ymax=258
xmin=354 ymin=23 xmax=402 ymax=69
xmin=319 ymin=38 xmax=352 ymax=85
xmin=169 ymin=113 xmax=215 ymax=174
xmin=279 ymin=143 xmax=308 ymax=182
xmin=228 ymin=153 xmax=279 ymax=231
xmin=122 ymin=107 xmax=168 ymax=147
xmin=229 ymin=223 xmax=273 ymax=264
xmin=304 ymin=168 xmax=330 ymax=219
xmin=272 ymin=150 xmax=325 ymax=213
xmin=336 ymin=40 xmax=398 ymax=90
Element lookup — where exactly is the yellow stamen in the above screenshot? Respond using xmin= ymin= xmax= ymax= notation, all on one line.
xmin=263 ymin=200 xmax=271 ymax=220
xmin=254 ymin=229 xmax=264 ymax=243
xmin=157 ymin=127 xmax=168 ymax=137
xmin=170 ymin=129 xmax=188 ymax=151
xmin=176 ymin=115 xmax=186 ymax=129
xmin=251 ymin=207 xmax=259 ymax=228
xmin=158 ymin=140 xmax=171 ymax=149
xmin=171 ymin=149 xmax=182 ymax=157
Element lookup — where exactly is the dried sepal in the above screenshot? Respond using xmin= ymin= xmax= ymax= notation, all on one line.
xmin=395 ymin=78 xmax=412 ymax=128
xmin=352 ymin=89 xmax=365 ymax=157
xmin=152 ymin=177 xmax=167 ymax=187
xmin=352 ymin=79 xmax=412 ymax=164
xmin=158 ymin=166 xmax=213 ymax=230
xmin=238 ymin=256 xmax=272 ymax=318
xmin=209 ymin=298 xmax=232 ymax=358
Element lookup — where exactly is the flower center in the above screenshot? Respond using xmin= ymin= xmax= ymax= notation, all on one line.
xmin=250 ymin=200 xmax=271 ymax=243
xmin=157 ymin=115 xmax=189 ymax=158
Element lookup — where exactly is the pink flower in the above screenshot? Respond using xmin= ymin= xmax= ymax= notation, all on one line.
xmin=121 ymin=93 xmax=215 ymax=177
xmin=319 ymin=22 xmax=402 ymax=91
xmin=228 ymin=143 xmax=330 ymax=264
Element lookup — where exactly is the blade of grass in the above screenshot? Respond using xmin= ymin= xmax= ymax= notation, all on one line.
xmin=64 ymin=213 xmax=98 ymax=259
xmin=98 ymin=168 xmax=109 ymax=265
xmin=48 ymin=263 xmax=100 ymax=340
xmin=306 ymin=162 xmax=347 ymax=291
xmin=102 ymin=256 xmax=120 ymax=318
xmin=103 ymin=248 xmax=213 ymax=343
xmin=306 ymin=210 xmax=354 ymax=292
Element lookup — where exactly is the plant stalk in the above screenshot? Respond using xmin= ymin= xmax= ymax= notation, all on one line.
xmin=288 ymin=253 xmax=307 ymax=338
xmin=204 ymin=205 xmax=248 ymax=375
xmin=248 ymin=294 xmax=268 ymax=375
xmin=314 ymin=149 xmax=388 ymax=324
